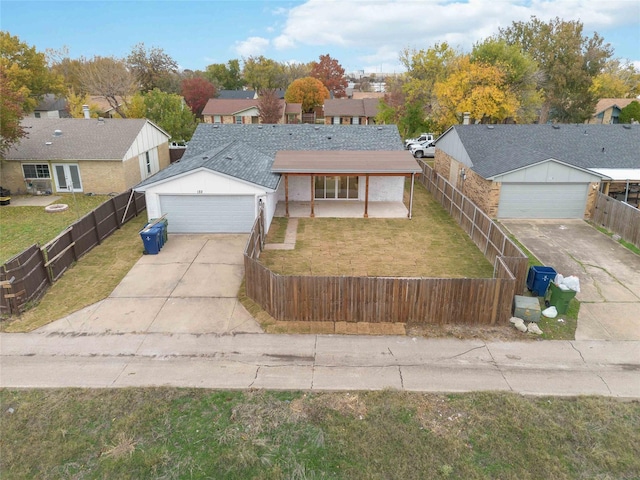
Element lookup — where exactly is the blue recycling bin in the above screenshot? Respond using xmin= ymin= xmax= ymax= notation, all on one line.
xmin=526 ymin=266 xmax=557 ymax=296
xmin=140 ymin=225 xmax=161 ymax=254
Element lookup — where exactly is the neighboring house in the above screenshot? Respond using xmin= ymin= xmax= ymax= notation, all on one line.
xmin=323 ymin=98 xmax=380 ymax=125
xmin=434 ymin=124 xmax=640 ymax=219
xmin=201 ymin=98 xmax=302 ymax=124
xmin=588 ymin=98 xmax=636 ymax=124
xmin=26 ymin=94 xmax=70 ymax=119
xmin=217 ymin=89 xmax=286 ymax=100
xmin=135 ymin=124 xmax=420 ymax=233
xmin=89 ymin=95 xmax=126 ymax=118
xmin=1 ymin=117 xmax=171 ymax=195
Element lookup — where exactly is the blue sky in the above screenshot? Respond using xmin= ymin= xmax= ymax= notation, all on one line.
xmin=2 ymin=0 xmax=639 ymax=75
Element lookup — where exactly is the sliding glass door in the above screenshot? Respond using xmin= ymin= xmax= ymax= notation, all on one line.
xmin=314 ymin=176 xmax=358 ymax=199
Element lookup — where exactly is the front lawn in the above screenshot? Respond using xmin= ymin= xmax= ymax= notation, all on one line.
xmin=0 ymin=194 xmax=111 ymax=263
xmin=260 ymin=181 xmax=494 ymax=278
xmin=1 ymin=389 xmax=638 ymax=479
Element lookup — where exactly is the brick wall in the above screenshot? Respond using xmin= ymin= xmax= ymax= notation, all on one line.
xmin=80 ymin=160 xmax=127 ymax=194
xmin=0 ymin=162 xmax=28 ymax=194
xmin=435 ymin=151 xmax=501 ymax=218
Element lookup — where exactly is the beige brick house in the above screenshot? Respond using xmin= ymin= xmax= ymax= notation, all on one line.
xmin=433 ymin=124 xmax=639 ymax=219
xmin=1 ymin=117 xmax=171 ymax=195
xmin=323 ymin=98 xmax=380 ymax=125
xmin=201 ymin=98 xmax=302 ymax=125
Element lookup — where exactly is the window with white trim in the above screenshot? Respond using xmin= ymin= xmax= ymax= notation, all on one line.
xmin=352 ymin=117 xmax=360 ymax=124
xmin=22 ymin=164 xmax=51 ymax=179
xmin=214 ymin=115 xmax=221 ymax=123
xmin=145 ymin=151 xmax=151 ymax=174
xmin=235 ymin=115 xmax=242 ymax=124
xmin=332 ymin=116 xmax=340 ymax=124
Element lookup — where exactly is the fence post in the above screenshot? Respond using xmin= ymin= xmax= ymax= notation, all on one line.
xmin=92 ymin=210 xmax=102 ymax=245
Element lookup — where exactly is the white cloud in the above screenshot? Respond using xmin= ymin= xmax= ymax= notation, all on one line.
xmin=270 ymin=0 xmax=639 ymax=69
xmin=233 ymin=36 xmax=270 ymax=57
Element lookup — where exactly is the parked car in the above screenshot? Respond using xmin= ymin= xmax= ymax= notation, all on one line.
xmin=404 ymin=133 xmax=434 ymax=149
xmin=410 ymin=140 xmax=435 ymax=158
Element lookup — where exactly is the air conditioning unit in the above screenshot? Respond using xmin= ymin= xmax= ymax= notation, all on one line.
xmin=24 ymin=178 xmax=53 ymax=195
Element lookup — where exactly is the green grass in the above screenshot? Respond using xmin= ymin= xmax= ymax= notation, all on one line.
xmin=265 ymin=216 xmax=288 ymax=243
xmin=260 ymin=181 xmax=494 ymax=278
xmin=590 ymin=222 xmax=640 ymax=256
xmin=0 ymin=194 xmax=112 ymax=263
xmin=1 ymin=215 xmax=147 ymax=332
xmin=1 ymin=389 xmax=638 ymax=479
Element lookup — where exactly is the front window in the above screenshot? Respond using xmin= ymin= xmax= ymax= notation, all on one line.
xmin=314 ymin=176 xmax=358 ymax=199
xmin=213 ymin=115 xmax=221 ymax=123
xmin=352 ymin=117 xmax=360 ymax=125
xmin=145 ymin=151 xmax=151 ymax=174
xmin=22 ymin=164 xmax=50 ymax=179
xmin=235 ymin=115 xmax=242 ymax=124
xmin=332 ymin=116 xmax=340 ymax=124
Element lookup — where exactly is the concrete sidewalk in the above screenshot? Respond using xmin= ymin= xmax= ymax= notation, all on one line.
xmin=2 ymin=332 xmax=638 ymax=398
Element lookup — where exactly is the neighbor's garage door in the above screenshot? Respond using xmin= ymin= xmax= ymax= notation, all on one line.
xmin=159 ymin=195 xmax=255 ymax=233
xmin=498 ymin=183 xmax=588 ymax=219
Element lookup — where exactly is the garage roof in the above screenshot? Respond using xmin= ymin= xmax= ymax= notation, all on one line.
xmin=272 ymin=151 xmax=421 ymax=174
xmin=440 ymin=124 xmax=639 ymax=179
xmin=136 ymin=140 xmax=280 ymax=190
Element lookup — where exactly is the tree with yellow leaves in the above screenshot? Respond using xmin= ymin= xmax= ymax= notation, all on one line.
xmin=433 ymin=56 xmax=520 ymax=128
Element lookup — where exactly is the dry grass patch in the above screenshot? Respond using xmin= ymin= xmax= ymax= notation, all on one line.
xmin=259 ymin=182 xmax=494 ymax=278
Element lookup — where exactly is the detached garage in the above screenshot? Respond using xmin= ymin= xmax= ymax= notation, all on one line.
xmin=135 ymin=140 xmax=280 ymax=233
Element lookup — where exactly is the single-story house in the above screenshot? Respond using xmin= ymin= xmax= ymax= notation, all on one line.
xmin=323 ymin=98 xmax=380 ymax=125
xmin=201 ymin=98 xmax=302 ymax=124
xmin=1 ymin=117 xmax=171 ymax=195
xmin=434 ymin=124 xmax=640 ymax=218
xmin=587 ymin=98 xmax=636 ymax=124
xmin=135 ymin=124 xmax=421 ymax=233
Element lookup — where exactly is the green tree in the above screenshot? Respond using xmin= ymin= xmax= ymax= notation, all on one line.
xmin=127 ymin=89 xmax=197 ymax=142
xmin=279 ymin=61 xmax=311 ymax=90
xmin=498 ymin=16 xmax=612 ymax=123
xmin=619 ymin=100 xmax=640 ymax=124
xmin=284 ymin=77 xmax=329 ymax=112
xmin=471 ymin=38 xmax=542 ymax=122
xmin=205 ymin=59 xmax=245 ymax=90
xmin=243 ymin=56 xmax=285 ymax=91
xmin=0 ymin=69 xmax=27 ymax=154
xmin=0 ymin=31 xmax=64 ymax=112
xmin=127 ymin=43 xmax=178 ymax=92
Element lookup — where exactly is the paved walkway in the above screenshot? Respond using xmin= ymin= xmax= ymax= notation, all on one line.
xmin=1 ymin=332 xmax=638 ymax=397
xmin=501 ymin=220 xmax=640 ymax=341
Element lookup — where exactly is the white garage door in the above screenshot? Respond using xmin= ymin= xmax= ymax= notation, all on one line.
xmin=498 ymin=183 xmax=588 ymax=219
xmin=159 ymin=195 xmax=255 ymax=233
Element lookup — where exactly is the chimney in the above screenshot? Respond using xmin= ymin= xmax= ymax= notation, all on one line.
xmin=463 ymin=112 xmax=470 ymax=125
xmin=82 ymin=105 xmax=90 ymax=119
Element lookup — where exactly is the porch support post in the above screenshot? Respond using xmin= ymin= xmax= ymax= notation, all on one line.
xmin=364 ymin=174 xmax=370 ymax=218
xmin=409 ymin=173 xmax=415 ymax=219
xmin=284 ymin=174 xmax=289 ymax=217
xmin=310 ymin=175 xmax=315 ymax=217
xmin=603 ymin=182 xmax=610 ymax=195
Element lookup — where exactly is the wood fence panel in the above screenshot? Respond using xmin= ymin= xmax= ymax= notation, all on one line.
xmin=71 ymin=213 xmax=101 ymax=259
xmin=0 ymin=245 xmax=49 ymax=315
xmin=43 ymin=229 xmax=75 ymax=282
xmin=591 ymin=192 xmax=640 ymax=247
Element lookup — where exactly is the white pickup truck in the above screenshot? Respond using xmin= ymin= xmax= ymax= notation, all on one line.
xmin=404 ymin=133 xmax=434 ymax=149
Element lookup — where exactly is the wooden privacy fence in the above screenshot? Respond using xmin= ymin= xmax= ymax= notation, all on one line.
xmin=243 ymin=163 xmax=527 ymax=326
xmin=591 ymin=191 xmax=640 ymax=248
xmin=0 ymin=190 xmax=146 ymax=315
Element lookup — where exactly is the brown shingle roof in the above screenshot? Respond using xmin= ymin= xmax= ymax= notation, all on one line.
xmin=323 ymin=98 xmax=380 ymax=117
xmin=272 ymin=150 xmax=421 ymax=174
xmin=5 ymin=117 xmax=168 ymax=161
xmin=593 ymin=98 xmax=636 ymax=115
xmin=201 ymin=98 xmax=259 ymax=115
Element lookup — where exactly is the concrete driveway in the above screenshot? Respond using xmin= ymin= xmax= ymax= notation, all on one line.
xmin=501 ymin=219 xmax=640 ymax=341
xmin=37 ymin=234 xmax=262 ymax=335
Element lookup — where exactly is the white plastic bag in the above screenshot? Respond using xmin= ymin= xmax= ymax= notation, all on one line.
xmin=562 ymin=275 xmax=580 ymax=292
xmin=542 ymin=306 xmax=558 ymax=318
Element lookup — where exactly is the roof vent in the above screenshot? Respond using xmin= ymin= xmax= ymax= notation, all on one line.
xmin=601 ymin=147 xmax=605 ymax=153
xmin=623 ymin=125 xmax=631 ymax=129
xmin=225 ymin=156 xmax=233 ymax=160
xmin=487 ymin=125 xmax=494 ymax=129
xmin=258 ymin=125 xmax=263 ymax=129
xmin=327 ymin=136 xmax=332 ymax=140
xmin=53 ymin=129 xmax=62 ymax=137
xmin=584 ymin=130 xmax=588 ymax=135
xmin=272 ymin=124 xmax=276 ymax=127
xmin=45 ymin=141 xmax=53 ymax=145
xmin=552 ymin=125 xmax=560 ymax=129
xmin=213 ymin=124 xmax=219 ymax=128
xmin=314 ymin=126 xmax=319 ymax=130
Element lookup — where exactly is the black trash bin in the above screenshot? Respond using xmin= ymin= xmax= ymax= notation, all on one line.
xmin=0 ymin=187 xmax=11 ymax=206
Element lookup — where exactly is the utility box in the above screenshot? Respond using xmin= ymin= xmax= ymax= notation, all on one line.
xmin=513 ymin=295 xmax=541 ymax=323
